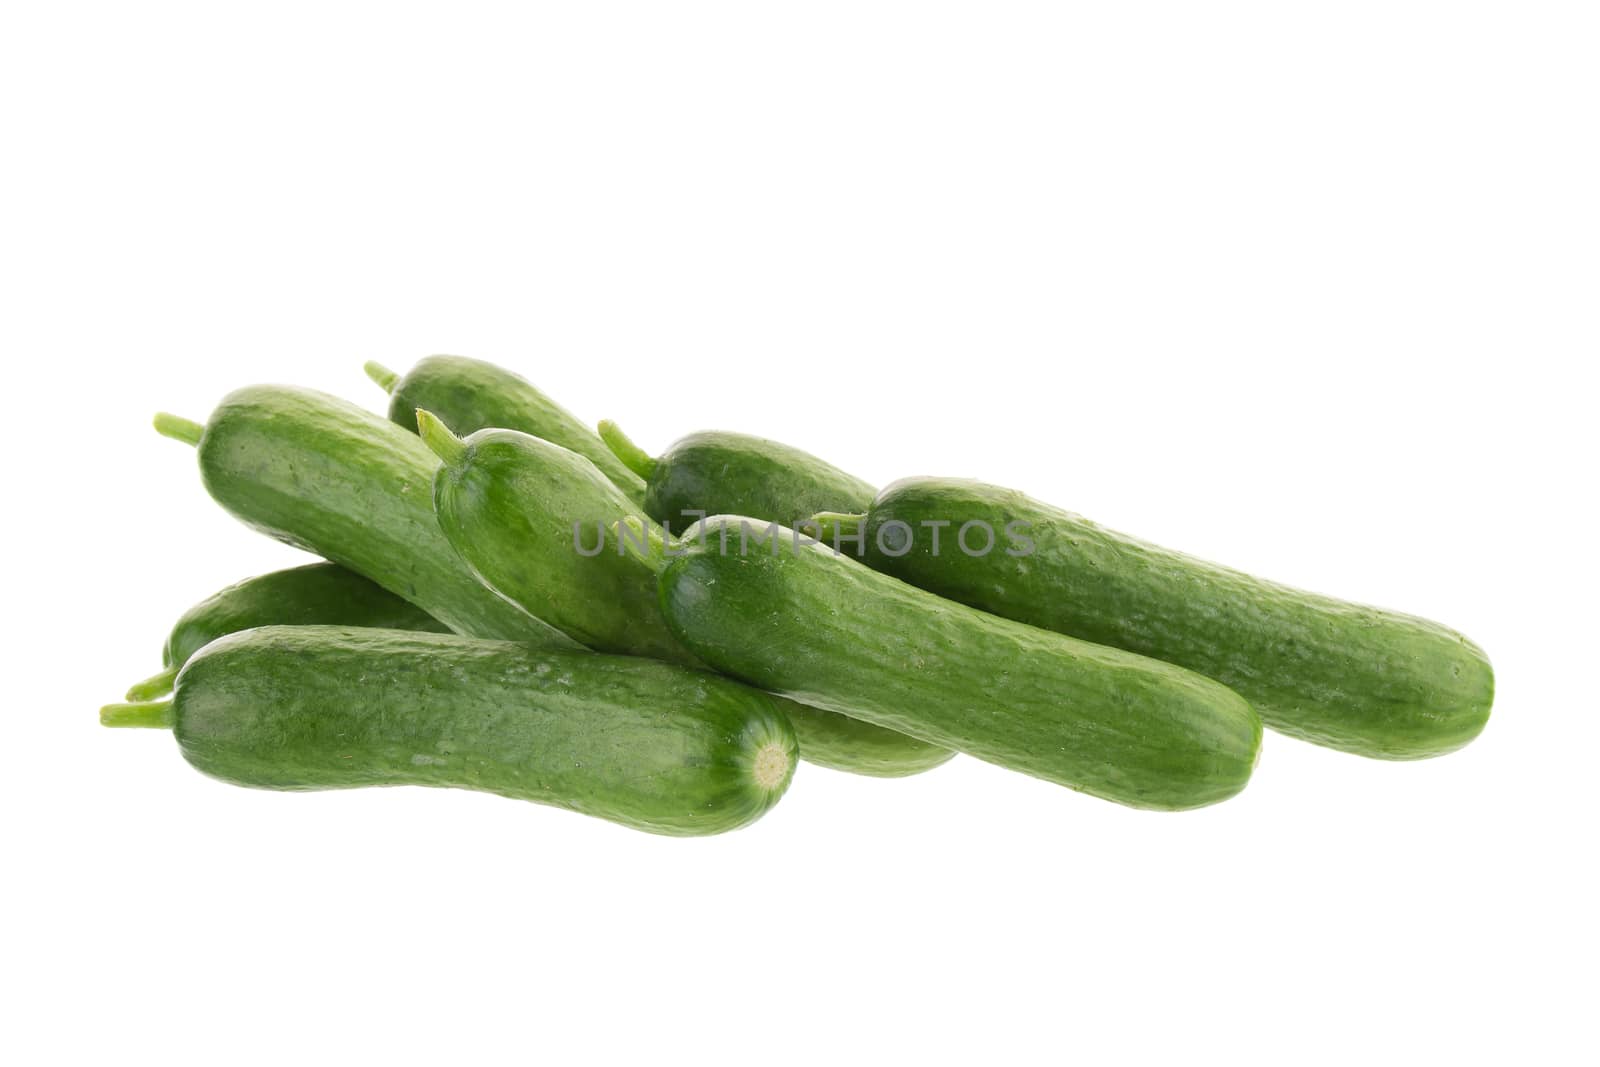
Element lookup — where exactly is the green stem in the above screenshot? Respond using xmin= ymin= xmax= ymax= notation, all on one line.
xmin=100 ymin=698 xmax=175 ymax=729
xmin=125 ymin=666 xmax=179 ymax=702
xmin=364 ymin=361 xmax=401 ymax=393
xmin=153 ymin=413 xmax=204 ymax=446
xmin=612 ymin=516 xmax=670 ymax=573
xmin=597 ymin=421 xmax=657 ymax=480
xmin=415 ymin=408 xmax=468 ymax=468
xmin=810 ymin=511 xmax=867 ymax=545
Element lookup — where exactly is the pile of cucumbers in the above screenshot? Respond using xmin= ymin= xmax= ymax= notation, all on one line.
xmin=103 ymin=355 xmax=1494 ymax=835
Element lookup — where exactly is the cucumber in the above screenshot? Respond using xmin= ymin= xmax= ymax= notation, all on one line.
xmin=818 ymin=478 xmax=1493 ymax=759
xmin=652 ymin=515 xmax=1262 ymax=811
xmin=101 ymin=626 xmax=796 ymax=837
xmin=416 ymin=412 xmax=954 ymax=778
xmin=419 ymin=414 xmax=683 ymax=661
xmin=124 ymin=562 xmax=449 ymax=701
xmin=598 ymin=421 xmax=876 ymax=534
xmin=152 ymin=386 xmax=577 ymax=648
xmin=365 ymin=356 xmax=647 ymax=506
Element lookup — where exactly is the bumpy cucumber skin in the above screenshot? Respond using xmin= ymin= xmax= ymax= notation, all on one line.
xmin=431 ymin=427 xmax=952 ymax=777
xmin=173 ymin=627 xmax=796 ymax=836
xmin=860 ymin=478 xmax=1493 ymax=760
xmin=161 ymin=563 xmax=448 ymax=671
xmin=191 ymin=386 xmax=576 ymax=647
xmin=644 ymin=431 xmax=877 ymax=534
xmin=660 ymin=517 xmax=1262 ymax=811
xmin=383 ymin=355 xmax=647 ymax=506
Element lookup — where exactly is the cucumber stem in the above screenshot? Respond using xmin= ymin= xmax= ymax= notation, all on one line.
xmin=124 ymin=666 xmax=179 ymax=702
xmin=810 ymin=511 xmax=867 ymax=545
xmin=612 ymin=516 xmax=669 ymax=573
xmin=152 ymin=413 xmax=204 ymax=446
xmin=415 ymin=408 xmax=468 ymax=468
xmin=100 ymin=699 xmax=175 ymax=729
xmin=364 ymin=361 xmax=401 ymax=393
xmin=597 ymin=421 xmax=657 ymax=481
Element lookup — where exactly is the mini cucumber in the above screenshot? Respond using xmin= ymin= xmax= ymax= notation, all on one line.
xmin=101 ymin=626 xmax=796 ymax=836
xmin=153 ymin=387 xmax=577 ymax=648
xmin=653 ymin=515 xmax=1263 ymax=811
xmin=416 ymin=412 xmax=954 ymax=778
xmin=598 ymin=421 xmax=876 ymax=534
xmin=125 ymin=562 xmax=449 ymax=700
xmin=365 ymin=356 xmax=647 ymax=506
xmin=818 ymin=478 xmax=1493 ymax=759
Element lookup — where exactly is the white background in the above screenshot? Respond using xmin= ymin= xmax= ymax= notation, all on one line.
xmin=4 ymin=3 xmax=1596 ymax=1064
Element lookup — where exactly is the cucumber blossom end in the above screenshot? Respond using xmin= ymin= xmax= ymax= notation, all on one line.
xmin=752 ymin=741 xmax=796 ymax=792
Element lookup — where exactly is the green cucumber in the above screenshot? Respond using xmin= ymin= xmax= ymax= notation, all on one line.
xmin=153 ymin=386 xmax=577 ymax=648
xmin=125 ymin=562 xmax=449 ymax=701
xmin=598 ymin=421 xmax=876 ymax=534
xmin=416 ymin=412 xmax=953 ymax=778
xmin=419 ymin=412 xmax=684 ymax=661
xmin=818 ymin=478 xmax=1493 ymax=759
xmin=365 ymin=356 xmax=647 ymax=506
xmin=101 ymin=626 xmax=796 ymax=837
xmin=769 ymin=702 xmax=954 ymax=777
xmin=652 ymin=515 xmax=1263 ymax=811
